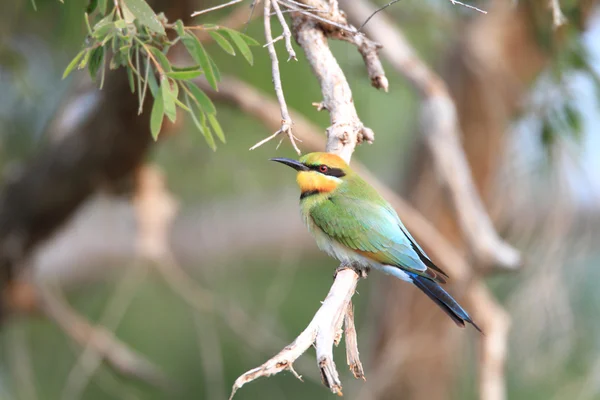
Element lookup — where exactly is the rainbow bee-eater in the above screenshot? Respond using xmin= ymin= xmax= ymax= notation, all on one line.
xmin=272 ymin=152 xmax=481 ymax=331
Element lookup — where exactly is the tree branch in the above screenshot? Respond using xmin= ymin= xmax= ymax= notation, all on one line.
xmin=292 ymin=15 xmax=373 ymax=162
xmin=229 ymin=268 xmax=361 ymax=399
xmin=226 ymin=0 xmax=387 ymax=394
xmin=343 ymin=0 xmax=521 ymax=271
xmin=250 ymin=0 xmax=301 ymax=153
xmin=36 ymin=285 xmax=169 ymax=389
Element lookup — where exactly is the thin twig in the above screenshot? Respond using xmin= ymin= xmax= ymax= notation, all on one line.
xmin=60 ymin=262 xmax=148 ymax=400
xmin=448 ymin=0 xmax=487 ymax=14
xmin=357 ymin=0 xmax=402 ymax=32
xmin=37 ymin=286 xmax=168 ymax=389
xmin=191 ymin=0 xmax=245 ymax=17
xmin=272 ymin=0 xmax=297 ymax=61
xmin=250 ymin=0 xmax=301 ymax=154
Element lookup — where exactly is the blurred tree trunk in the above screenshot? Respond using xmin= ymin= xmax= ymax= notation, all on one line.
xmin=372 ymin=1 xmax=594 ymax=399
xmin=1 ymin=0 xmax=198 ymax=317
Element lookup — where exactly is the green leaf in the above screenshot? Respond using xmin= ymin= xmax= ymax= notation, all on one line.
xmin=147 ymin=69 xmax=159 ymax=96
xmin=79 ymin=49 xmax=92 ymax=70
xmin=223 ymin=29 xmax=254 ymax=65
xmin=127 ymin=64 xmax=136 ymax=93
xmin=147 ymin=46 xmax=171 ymax=72
xmin=114 ymin=19 xmax=128 ymax=30
xmin=166 ymin=70 xmax=203 ymax=80
xmin=209 ymin=31 xmax=235 ymax=55
xmin=182 ymin=33 xmax=217 ymax=90
xmin=208 ymin=56 xmax=221 ymax=82
xmin=87 ymin=0 xmax=98 ymax=14
xmin=172 ymin=64 xmax=201 ymax=72
xmin=184 ymin=81 xmax=216 ymax=114
xmin=62 ymin=49 xmax=87 ymax=79
xmin=238 ymin=32 xmax=260 ymax=46
xmin=150 ymin=90 xmax=164 ymax=140
xmin=88 ymin=46 xmax=105 ymax=78
xmin=185 ymin=95 xmax=215 ymax=151
xmin=98 ymin=0 xmax=107 ymax=14
xmin=174 ymin=20 xmax=185 ymax=37
xmin=122 ymin=0 xmax=166 ymax=35
xmin=161 ymin=77 xmax=177 ymax=122
xmin=207 ymin=114 xmax=225 ymax=143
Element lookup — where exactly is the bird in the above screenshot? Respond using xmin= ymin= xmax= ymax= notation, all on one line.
xmin=271 ymin=152 xmax=481 ymax=332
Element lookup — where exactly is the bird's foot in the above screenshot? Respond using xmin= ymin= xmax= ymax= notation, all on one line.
xmin=334 ymin=263 xmax=368 ymax=280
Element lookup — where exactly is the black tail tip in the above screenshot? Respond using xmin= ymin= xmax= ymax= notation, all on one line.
xmin=467 ymin=319 xmax=483 ymax=334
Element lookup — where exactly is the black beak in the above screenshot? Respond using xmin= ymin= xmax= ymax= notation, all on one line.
xmin=270 ymin=157 xmax=309 ymax=171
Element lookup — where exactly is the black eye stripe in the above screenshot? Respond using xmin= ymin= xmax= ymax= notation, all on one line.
xmin=307 ymin=165 xmax=346 ymax=178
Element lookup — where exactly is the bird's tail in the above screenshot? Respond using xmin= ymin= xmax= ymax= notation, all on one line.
xmin=410 ymin=273 xmax=482 ymax=332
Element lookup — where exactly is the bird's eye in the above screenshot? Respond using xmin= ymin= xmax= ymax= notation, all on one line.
xmin=319 ymin=165 xmax=329 ymax=173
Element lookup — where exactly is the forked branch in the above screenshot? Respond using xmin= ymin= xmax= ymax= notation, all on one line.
xmin=229 ymin=268 xmax=363 ymax=399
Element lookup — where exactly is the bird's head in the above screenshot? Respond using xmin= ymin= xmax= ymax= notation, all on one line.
xmin=271 ymin=152 xmax=350 ymax=198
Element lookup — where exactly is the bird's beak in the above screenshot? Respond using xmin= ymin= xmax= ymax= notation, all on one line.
xmin=270 ymin=157 xmax=309 ymax=171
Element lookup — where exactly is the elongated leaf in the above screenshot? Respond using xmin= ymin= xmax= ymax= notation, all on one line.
xmin=185 ymin=95 xmax=215 ymax=151
xmin=238 ymin=31 xmax=260 ymax=46
xmin=150 ymin=90 xmax=164 ymax=140
xmin=174 ymin=19 xmax=185 ymax=37
xmin=184 ymin=82 xmax=216 ymax=114
xmin=62 ymin=49 xmax=87 ymax=79
xmin=147 ymin=68 xmax=159 ymax=96
xmin=148 ymin=46 xmax=171 ymax=72
xmin=208 ymin=56 xmax=221 ymax=82
xmin=127 ymin=66 xmax=135 ymax=93
xmin=88 ymin=46 xmax=104 ymax=78
xmin=166 ymin=70 xmax=203 ymax=80
xmin=224 ymin=29 xmax=253 ymax=65
xmin=161 ymin=77 xmax=177 ymax=122
xmin=182 ymin=33 xmax=217 ymax=90
xmin=207 ymin=114 xmax=225 ymax=143
xmin=209 ymin=31 xmax=235 ymax=55
xmin=172 ymin=64 xmax=201 ymax=72
xmin=173 ymin=96 xmax=191 ymax=112
xmin=123 ymin=0 xmax=165 ymax=35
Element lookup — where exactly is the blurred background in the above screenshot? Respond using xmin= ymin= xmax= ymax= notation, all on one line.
xmin=1 ymin=0 xmax=599 ymax=399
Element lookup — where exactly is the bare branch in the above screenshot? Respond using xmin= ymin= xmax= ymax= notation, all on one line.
xmin=292 ymin=15 xmax=372 ymax=163
xmin=250 ymin=0 xmax=301 ymax=154
xmin=229 ymin=268 xmax=360 ymax=399
xmin=191 ymin=0 xmax=245 ymax=17
xmin=343 ymin=0 xmax=521 ymax=271
xmin=272 ymin=0 xmax=297 ymax=61
xmin=36 ymin=286 xmax=168 ymax=389
xmin=284 ymin=1 xmax=388 ymax=92
xmin=344 ymin=303 xmax=365 ymax=380
xmin=448 ymin=0 xmax=487 ymax=14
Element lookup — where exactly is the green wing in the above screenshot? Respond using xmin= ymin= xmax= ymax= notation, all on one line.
xmin=309 ymin=194 xmax=435 ymax=278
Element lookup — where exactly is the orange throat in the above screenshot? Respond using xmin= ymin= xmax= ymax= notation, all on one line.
xmin=297 ymin=171 xmax=340 ymax=195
